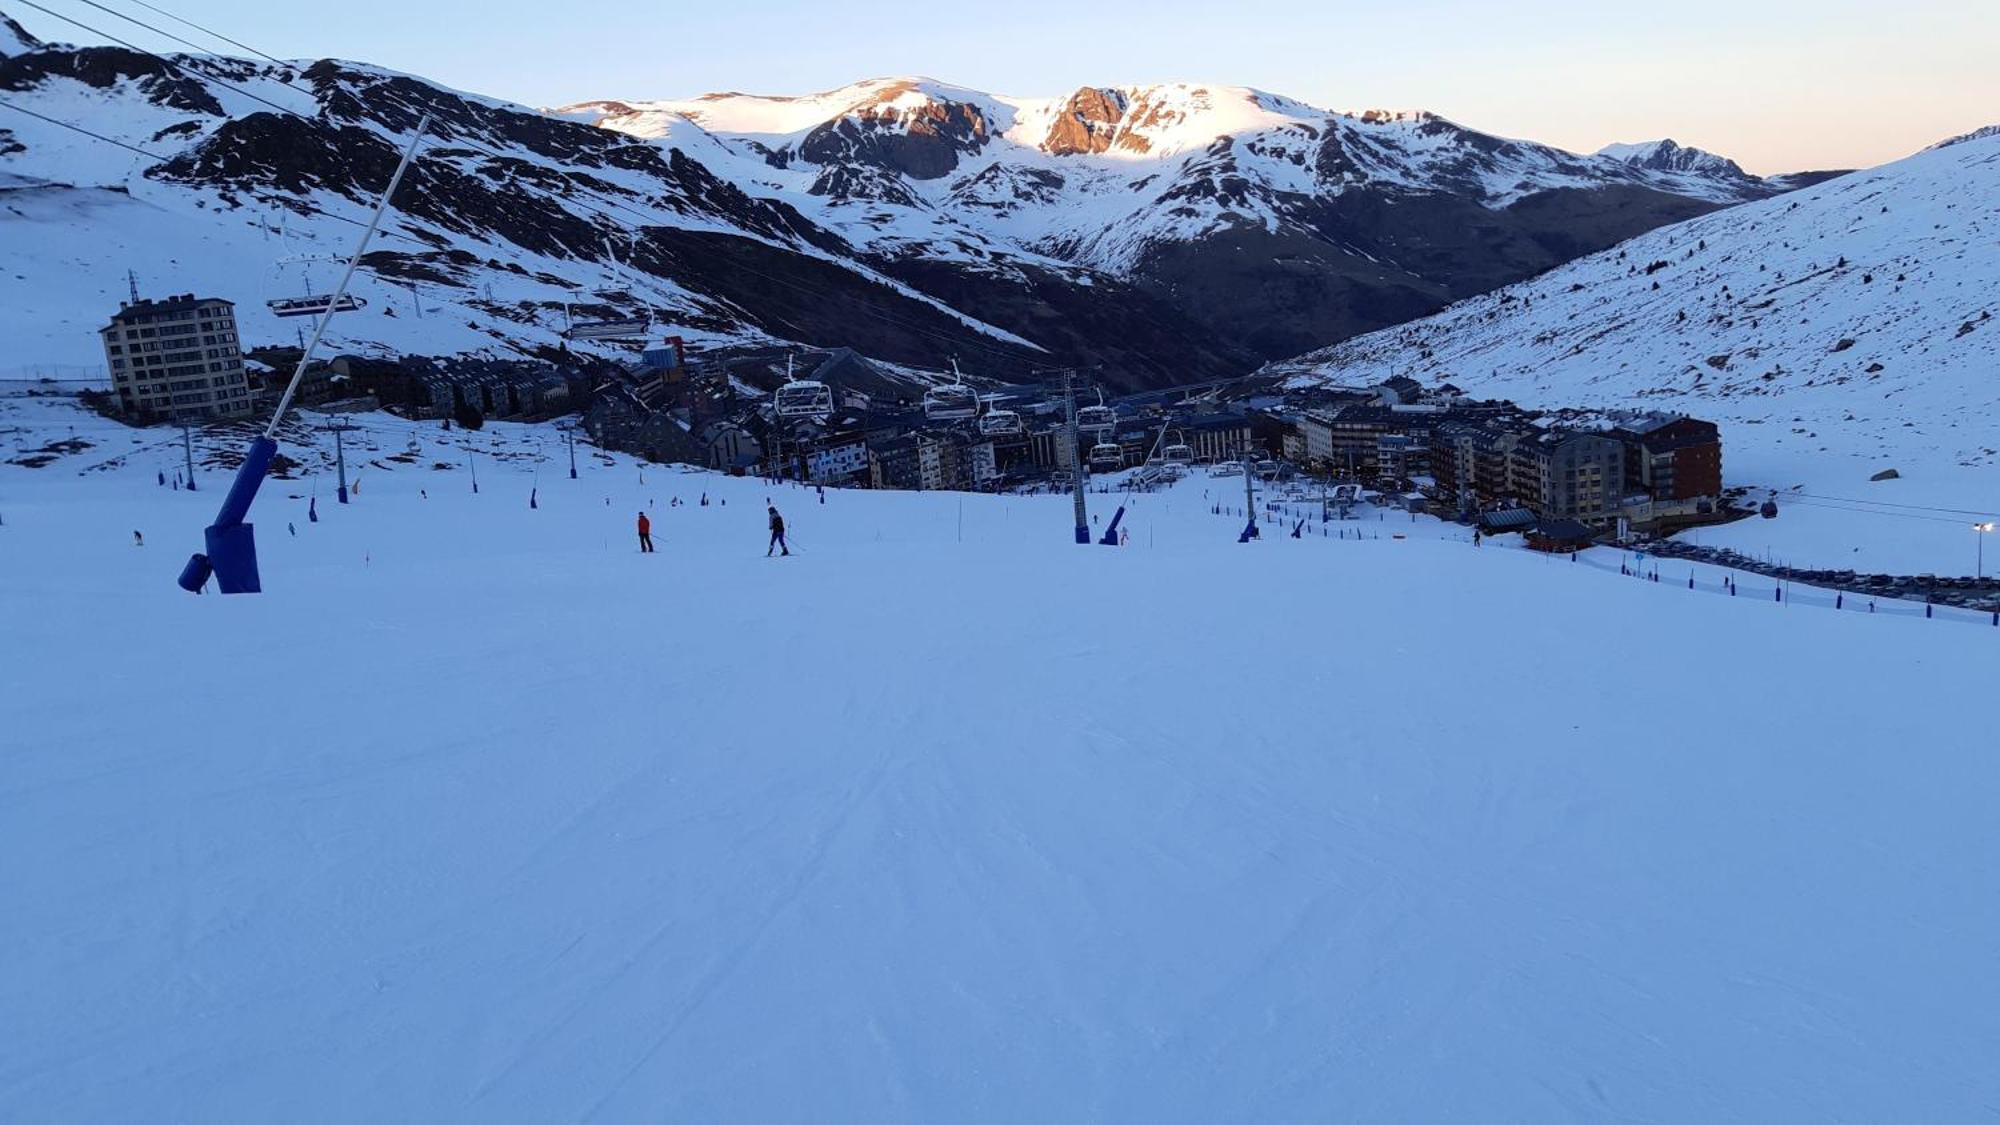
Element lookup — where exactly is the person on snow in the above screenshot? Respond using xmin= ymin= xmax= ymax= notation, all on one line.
xmin=637 ymin=511 xmax=654 ymax=553
xmin=766 ymin=505 xmax=789 ymax=556
xmin=133 ymin=530 xmax=144 ymax=547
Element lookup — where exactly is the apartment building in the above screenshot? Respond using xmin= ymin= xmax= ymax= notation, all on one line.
xmin=100 ymin=294 xmax=253 ymax=420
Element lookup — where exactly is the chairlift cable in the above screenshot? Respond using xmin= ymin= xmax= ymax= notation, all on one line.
xmin=0 ymin=96 xmax=166 ymax=161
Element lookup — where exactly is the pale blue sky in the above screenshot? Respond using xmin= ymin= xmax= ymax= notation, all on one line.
xmin=13 ymin=0 xmax=1997 ymax=173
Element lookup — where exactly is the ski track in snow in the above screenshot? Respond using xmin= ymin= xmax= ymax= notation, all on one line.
xmin=2 ymin=396 xmax=1999 ymax=1121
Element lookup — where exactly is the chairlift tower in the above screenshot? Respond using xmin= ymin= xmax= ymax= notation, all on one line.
xmin=327 ymin=418 xmax=360 ymax=503
xmin=179 ymin=415 xmax=197 ymax=493
xmin=1240 ymin=453 xmax=1259 ymax=541
xmin=1059 ymin=368 xmax=1089 ymax=543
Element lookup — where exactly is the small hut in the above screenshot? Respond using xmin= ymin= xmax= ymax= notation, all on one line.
xmin=1526 ymin=518 xmax=1598 ymax=553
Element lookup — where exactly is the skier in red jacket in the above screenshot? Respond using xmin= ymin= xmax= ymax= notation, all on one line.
xmin=636 ymin=511 xmax=654 ymax=553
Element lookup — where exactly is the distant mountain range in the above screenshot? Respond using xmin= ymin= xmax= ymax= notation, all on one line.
xmin=2 ymin=11 xmax=1852 ymax=390
xmin=557 ymin=79 xmax=1839 ymax=369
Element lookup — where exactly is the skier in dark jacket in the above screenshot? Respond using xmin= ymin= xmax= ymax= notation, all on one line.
xmin=637 ymin=511 xmax=654 ymax=553
xmin=766 ymin=505 xmax=789 ymax=556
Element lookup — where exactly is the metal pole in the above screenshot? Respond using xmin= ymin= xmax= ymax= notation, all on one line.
xmin=567 ymin=430 xmax=578 ymax=479
xmin=469 ymin=449 xmax=478 ymax=494
xmin=1243 ymin=453 xmax=1256 ymax=531
xmin=1065 ymin=369 xmax=1088 ymax=544
xmin=182 ymin=421 xmax=196 ymax=492
xmin=334 ymin=425 xmax=349 ymax=503
xmin=264 ymin=114 xmax=431 ymax=439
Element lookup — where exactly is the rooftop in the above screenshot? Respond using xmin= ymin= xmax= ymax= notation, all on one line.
xmin=104 ymin=293 xmax=230 ymax=327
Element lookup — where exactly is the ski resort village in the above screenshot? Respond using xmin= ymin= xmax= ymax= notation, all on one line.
xmin=3 ymin=3 xmax=1999 ymax=1121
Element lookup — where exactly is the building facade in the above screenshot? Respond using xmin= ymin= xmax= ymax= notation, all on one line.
xmin=1511 ymin=431 xmax=1626 ymax=524
xmin=100 ymin=294 xmax=252 ymax=419
xmin=1609 ymin=414 xmax=1723 ymax=501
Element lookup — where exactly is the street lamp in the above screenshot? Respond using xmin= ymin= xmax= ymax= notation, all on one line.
xmin=1976 ymin=521 xmax=1996 ymax=580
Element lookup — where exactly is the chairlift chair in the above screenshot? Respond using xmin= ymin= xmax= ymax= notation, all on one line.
xmin=1088 ymin=441 xmax=1124 ymax=470
xmin=563 ymin=317 xmax=651 ymax=341
xmin=1076 ymin=389 xmax=1117 ymax=434
xmin=1255 ymin=459 xmax=1281 ymax=480
xmin=773 ymin=355 xmax=833 ymax=421
xmin=266 ymin=242 xmax=361 ymax=319
xmin=563 ymin=236 xmax=658 ymax=342
xmin=924 ymin=358 xmax=979 ymax=422
xmin=268 ymin=294 xmax=366 ymax=318
xmin=976 ymin=394 xmax=1023 ymax=437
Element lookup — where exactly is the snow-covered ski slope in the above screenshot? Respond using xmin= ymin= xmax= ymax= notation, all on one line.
xmin=1268 ymin=128 xmax=2000 ymax=560
xmin=4 ymin=394 xmax=1998 ymax=1122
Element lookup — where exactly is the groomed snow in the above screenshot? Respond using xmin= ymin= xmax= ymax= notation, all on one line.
xmin=4 ymin=394 xmax=1998 ymax=1121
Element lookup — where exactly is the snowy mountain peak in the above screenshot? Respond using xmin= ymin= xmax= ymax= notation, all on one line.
xmin=1 ymin=12 xmax=40 ymax=56
xmin=1597 ymin=138 xmax=1750 ymax=180
xmin=1032 ymin=83 xmax=1314 ymax=159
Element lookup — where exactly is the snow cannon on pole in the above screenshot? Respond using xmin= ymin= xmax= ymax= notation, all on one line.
xmin=177 ymin=115 xmax=430 ymax=595
xmin=1097 ymin=505 xmax=1125 ymax=546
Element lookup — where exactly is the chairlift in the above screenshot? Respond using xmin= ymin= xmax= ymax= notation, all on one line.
xmin=267 ymin=293 xmax=366 ymax=317
xmin=1162 ymin=433 xmax=1194 ymax=467
xmin=563 ymin=237 xmax=658 ymax=341
xmin=562 ymin=316 xmax=651 ymax=341
xmin=266 ymin=242 xmax=361 ymax=318
xmin=1088 ymin=441 xmax=1124 ymax=470
xmin=1077 ymin=388 xmax=1116 ymax=433
xmin=977 ymin=393 xmax=1022 ymax=437
xmin=924 ymin=357 xmax=979 ymax=422
xmin=773 ymin=354 xmax=833 ymax=421
xmin=1255 ymin=459 xmax=1281 ymax=480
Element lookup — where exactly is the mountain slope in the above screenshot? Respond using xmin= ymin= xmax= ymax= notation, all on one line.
xmin=0 ymin=41 xmax=1247 ymax=387
xmin=2 ymin=21 xmax=1814 ymax=391
xmin=1266 ymin=129 xmax=2000 ymax=497
xmin=562 ymin=80 xmax=1799 ymax=363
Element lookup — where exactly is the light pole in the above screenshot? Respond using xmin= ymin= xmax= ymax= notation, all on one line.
xmin=1976 ymin=521 xmax=1995 ymax=580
